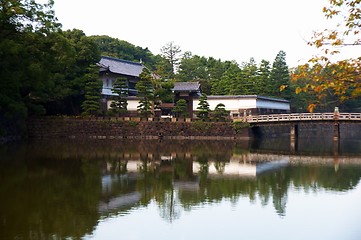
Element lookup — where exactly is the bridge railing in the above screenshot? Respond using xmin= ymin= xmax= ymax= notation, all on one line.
xmin=246 ymin=113 xmax=361 ymax=123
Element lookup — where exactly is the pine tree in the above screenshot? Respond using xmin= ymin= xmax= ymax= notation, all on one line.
xmin=213 ymin=103 xmax=229 ymax=121
xmin=136 ymin=69 xmax=154 ymax=118
xmin=81 ymin=65 xmax=102 ymax=115
xmin=173 ymin=99 xmax=188 ymax=118
xmin=110 ymin=77 xmax=128 ymax=115
xmin=270 ymin=51 xmax=291 ymax=99
xmin=258 ymin=60 xmax=271 ymax=96
xmin=196 ymin=93 xmax=210 ymax=121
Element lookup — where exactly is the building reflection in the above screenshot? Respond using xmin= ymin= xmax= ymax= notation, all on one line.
xmin=97 ymin=146 xmax=361 ymax=221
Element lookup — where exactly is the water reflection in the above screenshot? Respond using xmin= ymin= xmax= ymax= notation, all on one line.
xmin=1 ymin=139 xmax=361 ymax=239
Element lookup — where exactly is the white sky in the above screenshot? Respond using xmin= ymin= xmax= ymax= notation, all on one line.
xmin=49 ymin=0 xmax=357 ymax=67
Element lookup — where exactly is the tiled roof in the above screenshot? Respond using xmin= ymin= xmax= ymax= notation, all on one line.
xmin=98 ymin=56 xmax=144 ymax=77
xmin=172 ymin=82 xmax=200 ymax=92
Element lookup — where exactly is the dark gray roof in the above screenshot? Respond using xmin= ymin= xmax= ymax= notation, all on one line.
xmin=98 ymin=56 xmax=144 ymax=77
xmin=172 ymin=82 xmax=201 ymax=92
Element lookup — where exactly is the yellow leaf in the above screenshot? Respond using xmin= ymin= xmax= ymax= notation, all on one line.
xmin=279 ymin=85 xmax=288 ymax=92
xmin=295 ymin=87 xmax=303 ymax=94
xmin=307 ymin=104 xmax=316 ymax=113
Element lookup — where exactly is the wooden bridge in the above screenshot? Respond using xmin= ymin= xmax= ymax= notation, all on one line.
xmin=245 ymin=112 xmax=361 ymax=123
xmin=240 ymin=112 xmax=361 ymax=143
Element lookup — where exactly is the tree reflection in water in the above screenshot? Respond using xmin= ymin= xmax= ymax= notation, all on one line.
xmin=1 ymin=138 xmax=361 ymax=239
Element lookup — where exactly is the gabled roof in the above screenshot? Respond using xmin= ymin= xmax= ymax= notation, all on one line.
xmin=98 ymin=56 xmax=144 ymax=77
xmin=172 ymin=82 xmax=201 ymax=92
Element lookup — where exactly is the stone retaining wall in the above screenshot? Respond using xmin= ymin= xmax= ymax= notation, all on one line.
xmin=26 ymin=117 xmax=250 ymax=140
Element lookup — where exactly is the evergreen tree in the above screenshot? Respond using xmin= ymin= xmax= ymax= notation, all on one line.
xmin=81 ymin=65 xmax=102 ymax=115
xmin=238 ymin=58 xmax=259 ymax=95
xmin=218 ymin=61 xmax=242 ymax=95
xmin=177 ymin=52 xmax=208 ymax=81
xmin=196 ymin=93 xmax=210 ymax=121
xmin=213 ymin=103 xmax=229 ymax=121
xmin=110 ymin=77 xmax=128 ymax=115
xmin=90 ymin=35 xmax=158 ymax=69
xmin=173 ymin=99 xmax=188 ymax=118
xmin=258 ymin=60 xmax=271 ymax=96
xmin=154 ymin=81 xmax=174 ymax=103
xmin=136 ymin=68 xmax=154 ymax=118
xmin=270 ymin=51 xmax=291 ymax=99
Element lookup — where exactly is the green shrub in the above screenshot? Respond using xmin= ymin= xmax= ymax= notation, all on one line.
xmin=232 ymin=120 xmax=250 ymax=133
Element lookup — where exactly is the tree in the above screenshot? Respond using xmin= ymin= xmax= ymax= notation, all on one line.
xmin=81 ymin=65 xmax=102 ymax=115
xmin=0 ymin=0 xmax=60 ymax=35
xmin=212 ymin=103 xmax=229 ymax=122
xmin=154 ymin=81 xmax=174 ymax=104
xmin=173 ymin=99 xmax=188 ymax=118
xmin=177 ymin=52 xmax=208 ymax=81
xmin=90 ymin=35 xmax=158 ymax=69
xmin=161 ymin=41 xmax=181 ymax=77
xmin=291 ymin=0 xmax=361 ymax=112
xmin=0 ymin=0 xmax=61 ymax=136
xmin=270 ymin=50 xmax=291 ymax=99
xmin=238 ymin=58 xmax=260 ymax=95
xmin=110 ymin=77 xmax=128 ymax=115
xmin=196 ymin=93 xmax=210 ymax=121
xmin=136 ymin=68 xmax=154 ymax=118
xmin=215 ymin=61 xmax=242 ymax=95
xmin=258 ymin=60 xmax=272 ymax=95
xmin=45 ymin=29 xmax=100 ymax=115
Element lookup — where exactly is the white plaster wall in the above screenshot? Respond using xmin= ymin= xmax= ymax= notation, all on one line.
xmin=107 ymin=99 xmax=140 ymax=111
xmin=127 ymin=99 xmax=140 ymax=111
xmin=193 ymin=97 xmax=257 ymax=111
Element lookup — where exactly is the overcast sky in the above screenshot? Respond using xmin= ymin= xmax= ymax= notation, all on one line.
xmin=50 ymin=0 xmax=356 ymax=67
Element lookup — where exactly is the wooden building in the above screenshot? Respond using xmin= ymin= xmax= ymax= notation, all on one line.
xmin=172 ymin=82 xmax=201 ymax=117
xmin=98 ymin=56 xmax=144 ymax=109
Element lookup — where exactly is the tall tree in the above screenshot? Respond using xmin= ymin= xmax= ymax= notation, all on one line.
xmin=238 ymin=58 xmax=260 ymax=95
xmin=81 ymin=65 xmax=102 ymax=115
xmin=110 ymin=77 xmax=128 ymax=115
xmin=215 ymin=61 xmax=242 ymax=95
xmin=0 ymin=0 xmax=60 ymax=136
xmin=136 ymin=68 xmax=154 ymax=118
xmin=177 ymin=52 xmax=208 ymax=81
xmin=196 ymin=93 xmax=210 ymax=121
xmin=45 ymin=29 xmax=100 ymax=115
xmin=270 ymin=50 xmax=291 ymax=99
xmin=161 ymin=41 xmax=181 ymax=77
xmin=258 ymin=60 xmax=272 ymax=96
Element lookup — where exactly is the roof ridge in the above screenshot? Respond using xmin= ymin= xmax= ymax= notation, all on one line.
xmin=101 ymin=56 xmax=143 ymax=66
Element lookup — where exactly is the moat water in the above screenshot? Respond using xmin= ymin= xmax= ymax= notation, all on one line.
xmin=1 ymin=138 xmax=361 ymax=240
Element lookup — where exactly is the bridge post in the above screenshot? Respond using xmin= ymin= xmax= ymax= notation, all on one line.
xmin=290 ymin=124 xmax=298 ymax=141
xmin=333 ymin=122 xmax=340 ymax=141
xmin=290 ymin=124 xmax=298 ymax=154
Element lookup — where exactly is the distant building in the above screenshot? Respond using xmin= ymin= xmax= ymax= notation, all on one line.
xmin=98 ymin=56 xmax=291 ymax=117
xmin=98 ymin=56 xmax=144 ymax=110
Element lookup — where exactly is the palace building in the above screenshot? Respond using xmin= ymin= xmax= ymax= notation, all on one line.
xmin=98 ymin=56 xmax=290 ymax=118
